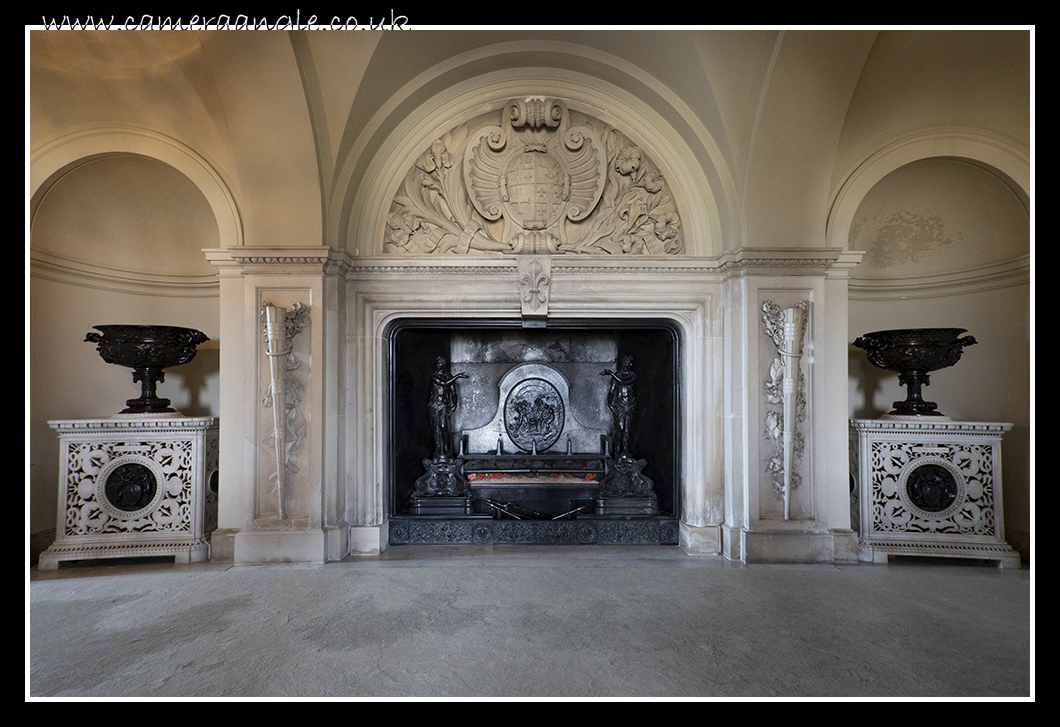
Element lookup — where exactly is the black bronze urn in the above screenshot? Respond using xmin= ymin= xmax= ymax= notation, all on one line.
xmin=85 ymin=325 xmax=210 ymax=414
xmin=852 ymin=328 xmax=976 ymax=417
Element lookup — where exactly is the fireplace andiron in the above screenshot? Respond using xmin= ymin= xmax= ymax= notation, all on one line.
xmin=85 ymin=324 xmax=209 ymax=414
xmin=853 ymin=328 xmax=976 ymax=418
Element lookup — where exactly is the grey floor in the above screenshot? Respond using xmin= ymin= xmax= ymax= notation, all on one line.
xmin=28 ymin=546 xmax=1033 ymax=700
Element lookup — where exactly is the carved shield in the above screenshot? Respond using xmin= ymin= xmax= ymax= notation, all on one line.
xmin=501 ymin=148 xmax=568 ymax=232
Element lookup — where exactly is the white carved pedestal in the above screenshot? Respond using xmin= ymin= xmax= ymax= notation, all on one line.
xmin=849 ymin=419 xmax=1020 ymax=568
xmin=38 ymin=417 xmax=219 ymax=570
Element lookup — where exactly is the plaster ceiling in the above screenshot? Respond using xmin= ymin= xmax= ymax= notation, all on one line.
xmin=29 ymin=28 xmax=1031 ymax=258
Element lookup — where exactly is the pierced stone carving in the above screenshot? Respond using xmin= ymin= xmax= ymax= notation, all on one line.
xmin=762 ymin=300 xmax=809 ymax=519
xmin=39 ymin=417 xmax=219 ymax=569
xmin=849 ymin=419 xmax=1021 ymax=567
xmin=61 ymin=442 xmax=187 ymax=534
xmin=870 ymin=444 xmax=991 ymax=533
xmin=385 ymin=97 xmax=684 ymax=255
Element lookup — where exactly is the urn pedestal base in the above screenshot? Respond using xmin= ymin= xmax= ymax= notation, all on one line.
xmin=38 ymin=417 xmax=219 ymax=570
xmin=849 ymin=418 xmax=1020 ymax=568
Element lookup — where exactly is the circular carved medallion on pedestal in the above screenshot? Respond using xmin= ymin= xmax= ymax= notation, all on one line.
xmin=906 ymin=463 xmax=958 ymax=512
xmin=95 ymin=455 xmax=167 ymax=520
xmin=897 ymin=456 xmax=966 ymax=520
xmin=104 ymin=462 xmax=158 ymax=512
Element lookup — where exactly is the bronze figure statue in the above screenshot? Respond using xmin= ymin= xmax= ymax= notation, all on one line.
xmin=601 ymin=355 xmax=637 ymax=459
xmin=427 ymin=356 xmax=468 ymax=459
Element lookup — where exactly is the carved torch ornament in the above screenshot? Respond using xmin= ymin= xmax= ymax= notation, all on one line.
xmin=261 ymin=302 xmax=310 ymax=519
xmin=385 ymin=97 xmax=684 ymax=256
xmin=762 ymin=301 xmax=809 ymax=520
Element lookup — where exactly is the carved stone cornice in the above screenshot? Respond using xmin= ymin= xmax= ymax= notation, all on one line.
xmin=848 ymin=255 xmax=1030 ymax=300
xmin=714 ymin=248 xmax=846 ymax=276
xmin=343 ymin=251 xmax=852 ymax=277
xmin=31 ymin=249 xmax=220 ymax=298
xmin=228 ymin=246 xmax=350 ymax=269
xmin=209 ymin=246 xmax=859 ymax=280
xmin=849 ymin=419 xmax=1013 ymax=435
xmin=49 ymin=417 xmax=218 ymax=433
xmin=345 ymin=261 xmax=519 ymax=276
xmin=206 ymin=247 xmax=354 ymax=276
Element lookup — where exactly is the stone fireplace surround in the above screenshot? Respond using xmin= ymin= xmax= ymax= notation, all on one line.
xmin=201 ymin=92 xmax=861 ymax=565
xmin=204 ymin=247 xmax=862 ymax=565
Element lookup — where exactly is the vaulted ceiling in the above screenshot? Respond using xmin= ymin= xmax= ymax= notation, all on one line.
xmin=30 ymin=28 xmax=1031 ymax=256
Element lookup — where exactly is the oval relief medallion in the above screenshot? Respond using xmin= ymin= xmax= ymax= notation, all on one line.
xmin=504 ymin=377 xmax=565 ymax=452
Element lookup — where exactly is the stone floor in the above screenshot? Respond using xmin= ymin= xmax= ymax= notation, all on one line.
xmin=28 ymin=545 xmax=1033 ymax=700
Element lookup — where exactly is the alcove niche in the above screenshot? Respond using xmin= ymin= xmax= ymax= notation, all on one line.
xmin=845 ymin=154 xmax=1031 ymax=558
xmin=385 ymin=318 xmax=682 ymax=546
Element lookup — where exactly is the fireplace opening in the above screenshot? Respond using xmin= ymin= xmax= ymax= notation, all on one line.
xmin=385 ymin=318 xmax=682 ymax=546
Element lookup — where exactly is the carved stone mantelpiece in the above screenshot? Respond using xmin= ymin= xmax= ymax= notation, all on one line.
xmin=385 ymin=97 xmax=684 ymax=256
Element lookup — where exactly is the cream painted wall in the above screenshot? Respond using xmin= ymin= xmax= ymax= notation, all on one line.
xmin=743 ymin=31 xmax=877 ymax=249
xmin=32 ymin=155 xmax=220 ymax=276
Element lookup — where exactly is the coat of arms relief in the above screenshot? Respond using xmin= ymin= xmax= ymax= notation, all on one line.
xmin=385 ymin=97 xmax=684 ymax=255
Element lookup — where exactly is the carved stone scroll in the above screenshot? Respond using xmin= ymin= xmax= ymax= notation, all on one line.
xmin=762 ymin=300 xmax=809 ymax=519
xmin=261 ymin=301 xmax=309 ymax=519
xmin=385 ymin=97 xmax=684 ymax=256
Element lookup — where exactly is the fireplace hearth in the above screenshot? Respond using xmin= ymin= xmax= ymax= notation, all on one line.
xmin=387 ymin=319 xmax=681 ymax=545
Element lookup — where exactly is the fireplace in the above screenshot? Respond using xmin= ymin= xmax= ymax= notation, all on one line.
xmin=202 ymin=88 xmax=862 ymax=563
xmin=386 ymin=318 xmax=681 ymax=545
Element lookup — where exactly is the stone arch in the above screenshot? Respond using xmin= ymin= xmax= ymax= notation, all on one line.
xmin=827 ymin=128 xmax=1029 ymax=253
xmin=30 ymin=127 xmax=243 ymax=251
xmin=337 ymin=63 xmax=734 ymax=258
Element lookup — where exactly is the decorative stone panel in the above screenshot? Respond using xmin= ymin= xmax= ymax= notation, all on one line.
xmin=39 ymin=417 xmax=218 ymax=569
xmin=385 ymin=97 xmax=684 ymax=256
xmin=388 ymin=516 xmax=680 ymax=546
xmin=849 ymin=418 xmax=1020 ymax=567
